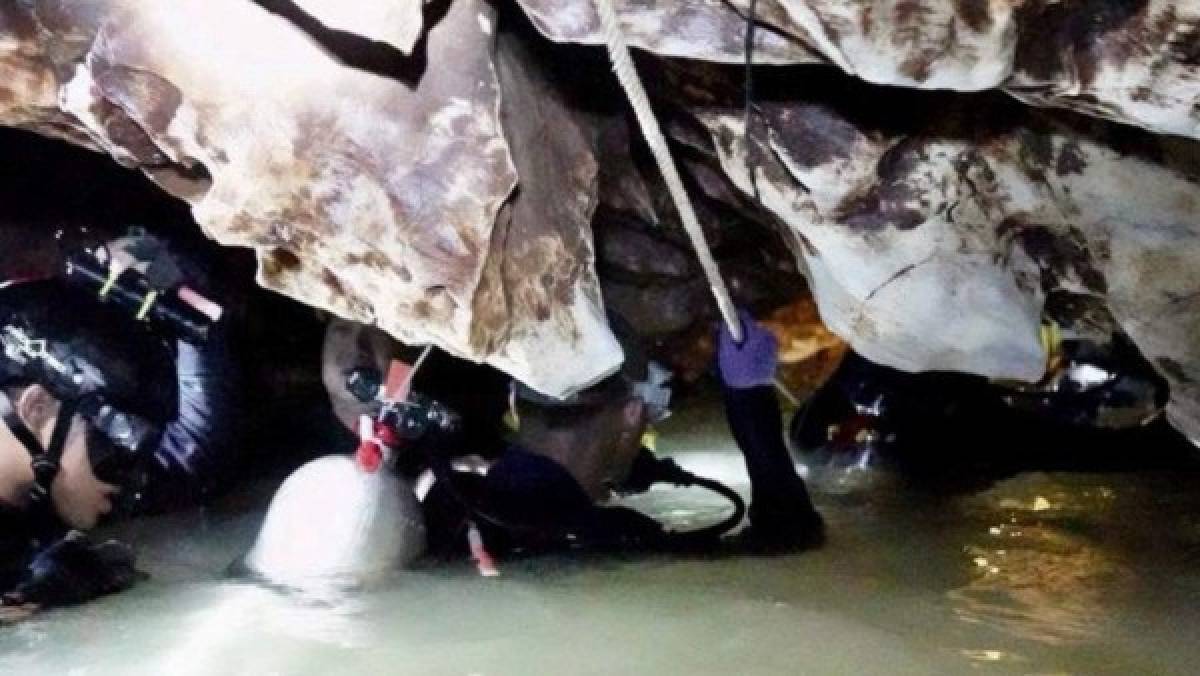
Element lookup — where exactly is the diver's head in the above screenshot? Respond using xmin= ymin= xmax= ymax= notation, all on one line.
xmin=513 ymin=381 xmax=649 ymax=498
xmin=0 ymin=385 xmax=117 ymax=530
xmin=0 ymin=280 xmax=176 ymax=533
xmin=511 ymin=315 xmax=671 ymax=499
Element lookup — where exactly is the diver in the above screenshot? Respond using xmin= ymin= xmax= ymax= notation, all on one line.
xmin=413 ymin=309 xmax=824 ymax=559
xmin=789 ymin=333 xmax=1172 ymax=492
xmin=305 ymin=303 xmax=823 ymax=575
xmin=0 ymin=230 xmax=238 ymax=615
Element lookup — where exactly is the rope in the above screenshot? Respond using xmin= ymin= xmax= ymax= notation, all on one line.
xmin=593 ymin=0 xmax=743 ymax=344
xmin=596 ymin=0 xmax=806 ymax=405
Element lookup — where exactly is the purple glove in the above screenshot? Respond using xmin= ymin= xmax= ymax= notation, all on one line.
xmin=717 ymin=309 xmax=778 ymax=389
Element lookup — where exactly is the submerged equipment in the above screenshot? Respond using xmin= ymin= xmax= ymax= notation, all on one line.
xmin=411 ymin=397 xmax=745 ymax=553
xmin=1 ymin=531 xmax=140 ymax=610
xmin=352 ymin=356 xmax=747 ymax=559
xmin=618 ymin=449 xmax=747 ymax=546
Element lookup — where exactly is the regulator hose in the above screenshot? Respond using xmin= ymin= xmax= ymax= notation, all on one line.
xmin=639 ymin=455 xmax=747 ymax=545
xmin=423 ymin=446 xmax=745 ymax=552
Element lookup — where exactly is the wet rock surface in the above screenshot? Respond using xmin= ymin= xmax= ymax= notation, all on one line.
xmin=634 ymin=61 xmax=1200 ymax=441
xmin=516 ymin=0 xmax=1200 ymax=139
xmin=0 ymin=0 xmax=627 ymax=397
xmin=3 ymin=2 xmax=1200 ymax=442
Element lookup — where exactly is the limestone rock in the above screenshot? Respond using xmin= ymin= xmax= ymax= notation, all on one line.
xmin=0 ymin=0 xmax=622 ymax=397
xmin=7 ymin=0 xmax=1200 ymax=444
xmin=681 ymin=71 xmax=1200 ymax=440
xmin=515 ymin=0 xmax=1200 ymax=139
xmin=1008 ymin=0 xmax=1200 ymax=141
xmin=513 ymin=0 xmax=822 ymax=64
xmin=290 ymin=0 xmax=426 ymax=54
xmin=760 ymin=296 xmax=848 ymax=404
xmin=485 ymin=24 xmax=621 ymax=393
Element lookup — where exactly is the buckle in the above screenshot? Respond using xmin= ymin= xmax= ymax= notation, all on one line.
xmin=31 ymin=457 xmax=60 ymax=481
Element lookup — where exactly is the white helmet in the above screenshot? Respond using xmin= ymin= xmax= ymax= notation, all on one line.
xmin=244 ymin=454 xmax=426 ymax=589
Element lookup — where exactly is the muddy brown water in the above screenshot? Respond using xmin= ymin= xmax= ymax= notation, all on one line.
xmin=2 ymin=400 xmax=1199 ymax=675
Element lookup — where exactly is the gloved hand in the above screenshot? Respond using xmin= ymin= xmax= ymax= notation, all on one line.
xmin=1 ymin=532 xmax=141 ymax=612
xmin=717 ymin=309 xmax=778 ymax=389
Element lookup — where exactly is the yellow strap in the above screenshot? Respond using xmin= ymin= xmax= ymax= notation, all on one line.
xmin=640 ymin=426 xmax=658 ymax=453
xmin=135 ymin=290 xmax=158 ymax=321
xmin=503 ymin=408 xmax=520 ymax=432
xmin=98 ymin=265 xmax=120 ymax=299
xmin=1040 ymin=322 xmax=1062 ymax=361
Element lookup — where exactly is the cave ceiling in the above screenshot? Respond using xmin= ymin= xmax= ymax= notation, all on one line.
xmin=2 ymin=1 xmax=1200 ymax=440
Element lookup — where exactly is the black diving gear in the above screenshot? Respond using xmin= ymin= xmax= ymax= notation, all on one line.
xmin=723 ymin=383 xmax=825 ymax=551
xmin=1 ymin=232 xmax=235 ymax=614
xmin=1 ymin=244 xmax=234 ymax=521
xmin=64 ymin=248 xmax=217 ymax=345
xmin=422 ymin=447 xmax=748 ymax=558
xmin=357 ymin=382 xmax=746 ymax=558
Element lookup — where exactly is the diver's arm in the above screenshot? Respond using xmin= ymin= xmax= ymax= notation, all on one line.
xmin=721 ymin=384 xmax=811 ymax=505
xmin=140 ymin=332 xmax=237 ymax=511
xmin=716 ymin=311 xmax=817 ymax=524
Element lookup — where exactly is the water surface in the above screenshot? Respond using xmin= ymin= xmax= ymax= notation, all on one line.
xmin=3 ymin=402 xmax=1199 ymax=675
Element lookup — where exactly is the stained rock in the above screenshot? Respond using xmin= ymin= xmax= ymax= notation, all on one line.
xmin=595 ymin=208 xmax=695 ymax=282
xmin=513 ymin=0 xmax=822 ymax=64
xmin=288 ymin=0 xmax=426 ymax=54
xmin=676 ymin=67 xmax=1200 ymax=441
xmin=0 ymin=0 xmax=622 ymax=397
xmin=486 ymin=23 xmax=621 ymax=393
xmin=516 ymin=0 xmax=1200 ymax=139
xmin=6 ymin=0 xmax=1200 ymax=445
xmin=760 ymin=295 xmax=848 ymax=404
xmin=602 ymin=277 xmax=711 ymax=338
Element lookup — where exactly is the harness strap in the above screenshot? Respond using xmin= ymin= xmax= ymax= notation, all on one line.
xmin=27 ymin=398 xmax=76 ymax=510
xmin=0 ymin=388 xmax=73 ymax=540
xmin=0 ymin=389 xmax=42 ymax=462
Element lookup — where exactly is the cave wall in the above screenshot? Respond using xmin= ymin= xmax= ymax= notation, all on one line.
xmin=689 ymin=77 xmax=1200 ymax=439
xmin=0 ymin=0 xmax=621 ymax=397
xmin=515 ymin=0 xmax=1200 ymax=442
xmin=516 ymin=0 xmax=1200 ymax=139
xmin=3 ymin=1 xmax=1200 ymax=441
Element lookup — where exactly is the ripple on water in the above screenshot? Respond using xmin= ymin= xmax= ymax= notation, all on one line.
xmin=946 ymin=476 xmax=1135 ymax=648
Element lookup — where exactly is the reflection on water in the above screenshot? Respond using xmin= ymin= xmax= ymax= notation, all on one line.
xmin=156 ymin=584 xmax=369 ymax=675
xmin=948 ymin=522 xmax=1124 ymax=646
xmin=2 ymin=400 xmax=1200 ymax=675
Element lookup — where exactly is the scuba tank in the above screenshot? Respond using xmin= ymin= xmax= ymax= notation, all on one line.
xmin=242 ymin=453 xmax=427 ymax=590
xmin=242 ymin=362 xmax=435 ymax=590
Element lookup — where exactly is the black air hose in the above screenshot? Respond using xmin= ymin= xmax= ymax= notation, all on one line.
xmin=635 ymin=456 xmax=747 ymax=545
xmin=423 ymin=444 xmax=746 ymax=552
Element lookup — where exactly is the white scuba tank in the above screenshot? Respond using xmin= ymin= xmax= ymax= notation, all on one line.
xmin=244 ymin=454 xmax=426 ymax=589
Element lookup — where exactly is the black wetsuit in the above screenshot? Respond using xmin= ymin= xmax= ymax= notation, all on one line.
xmin=723 ymin=385 xmax=821 ymax=533
xmin=424 ymin=384 xmax=818 ymax=556
xmin=137 ymin=330 xmax=238 ymax=512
